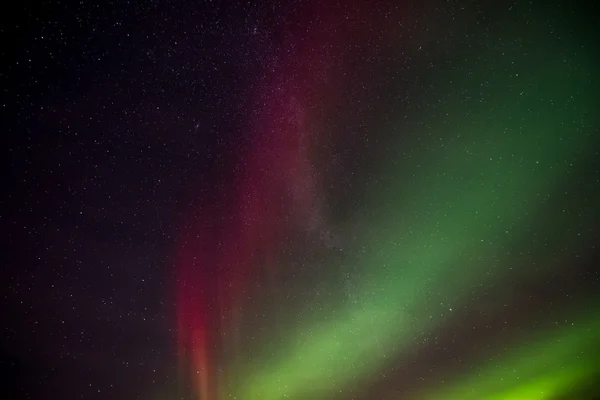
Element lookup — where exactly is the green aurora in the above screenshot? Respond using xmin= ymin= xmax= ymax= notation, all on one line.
xmin=230 ymin=7 xmax=600 ymax=400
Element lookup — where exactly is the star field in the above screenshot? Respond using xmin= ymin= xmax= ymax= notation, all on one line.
xmin=2 ymin=1 xmax=599 ymax=400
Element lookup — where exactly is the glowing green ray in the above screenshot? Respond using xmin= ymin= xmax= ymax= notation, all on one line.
xmin=413 ymin=311 xmax=600 ymax=400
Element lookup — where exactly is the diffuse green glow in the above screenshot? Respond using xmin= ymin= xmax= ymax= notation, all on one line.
xmin=232 ymin=13 xmax=600 ymax=400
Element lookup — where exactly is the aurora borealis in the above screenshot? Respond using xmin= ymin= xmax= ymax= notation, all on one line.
xmin=173 ymin=1 xmax=600 ymax=399
xmin=3 ymin=0 xmax=599 ymax=399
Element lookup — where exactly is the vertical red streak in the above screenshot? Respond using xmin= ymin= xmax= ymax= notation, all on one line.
xmin=174 ymin=1 xmax=392 ymax=398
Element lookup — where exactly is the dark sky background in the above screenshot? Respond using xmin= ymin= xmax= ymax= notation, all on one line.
xmin=2 ymin=1 xmax=599 ymax=400
xmin=2 ymin=1 xmax=258 ymax=398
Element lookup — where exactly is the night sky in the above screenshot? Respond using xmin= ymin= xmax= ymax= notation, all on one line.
xmin=2 ymin=1 xmax=600 ymax=399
